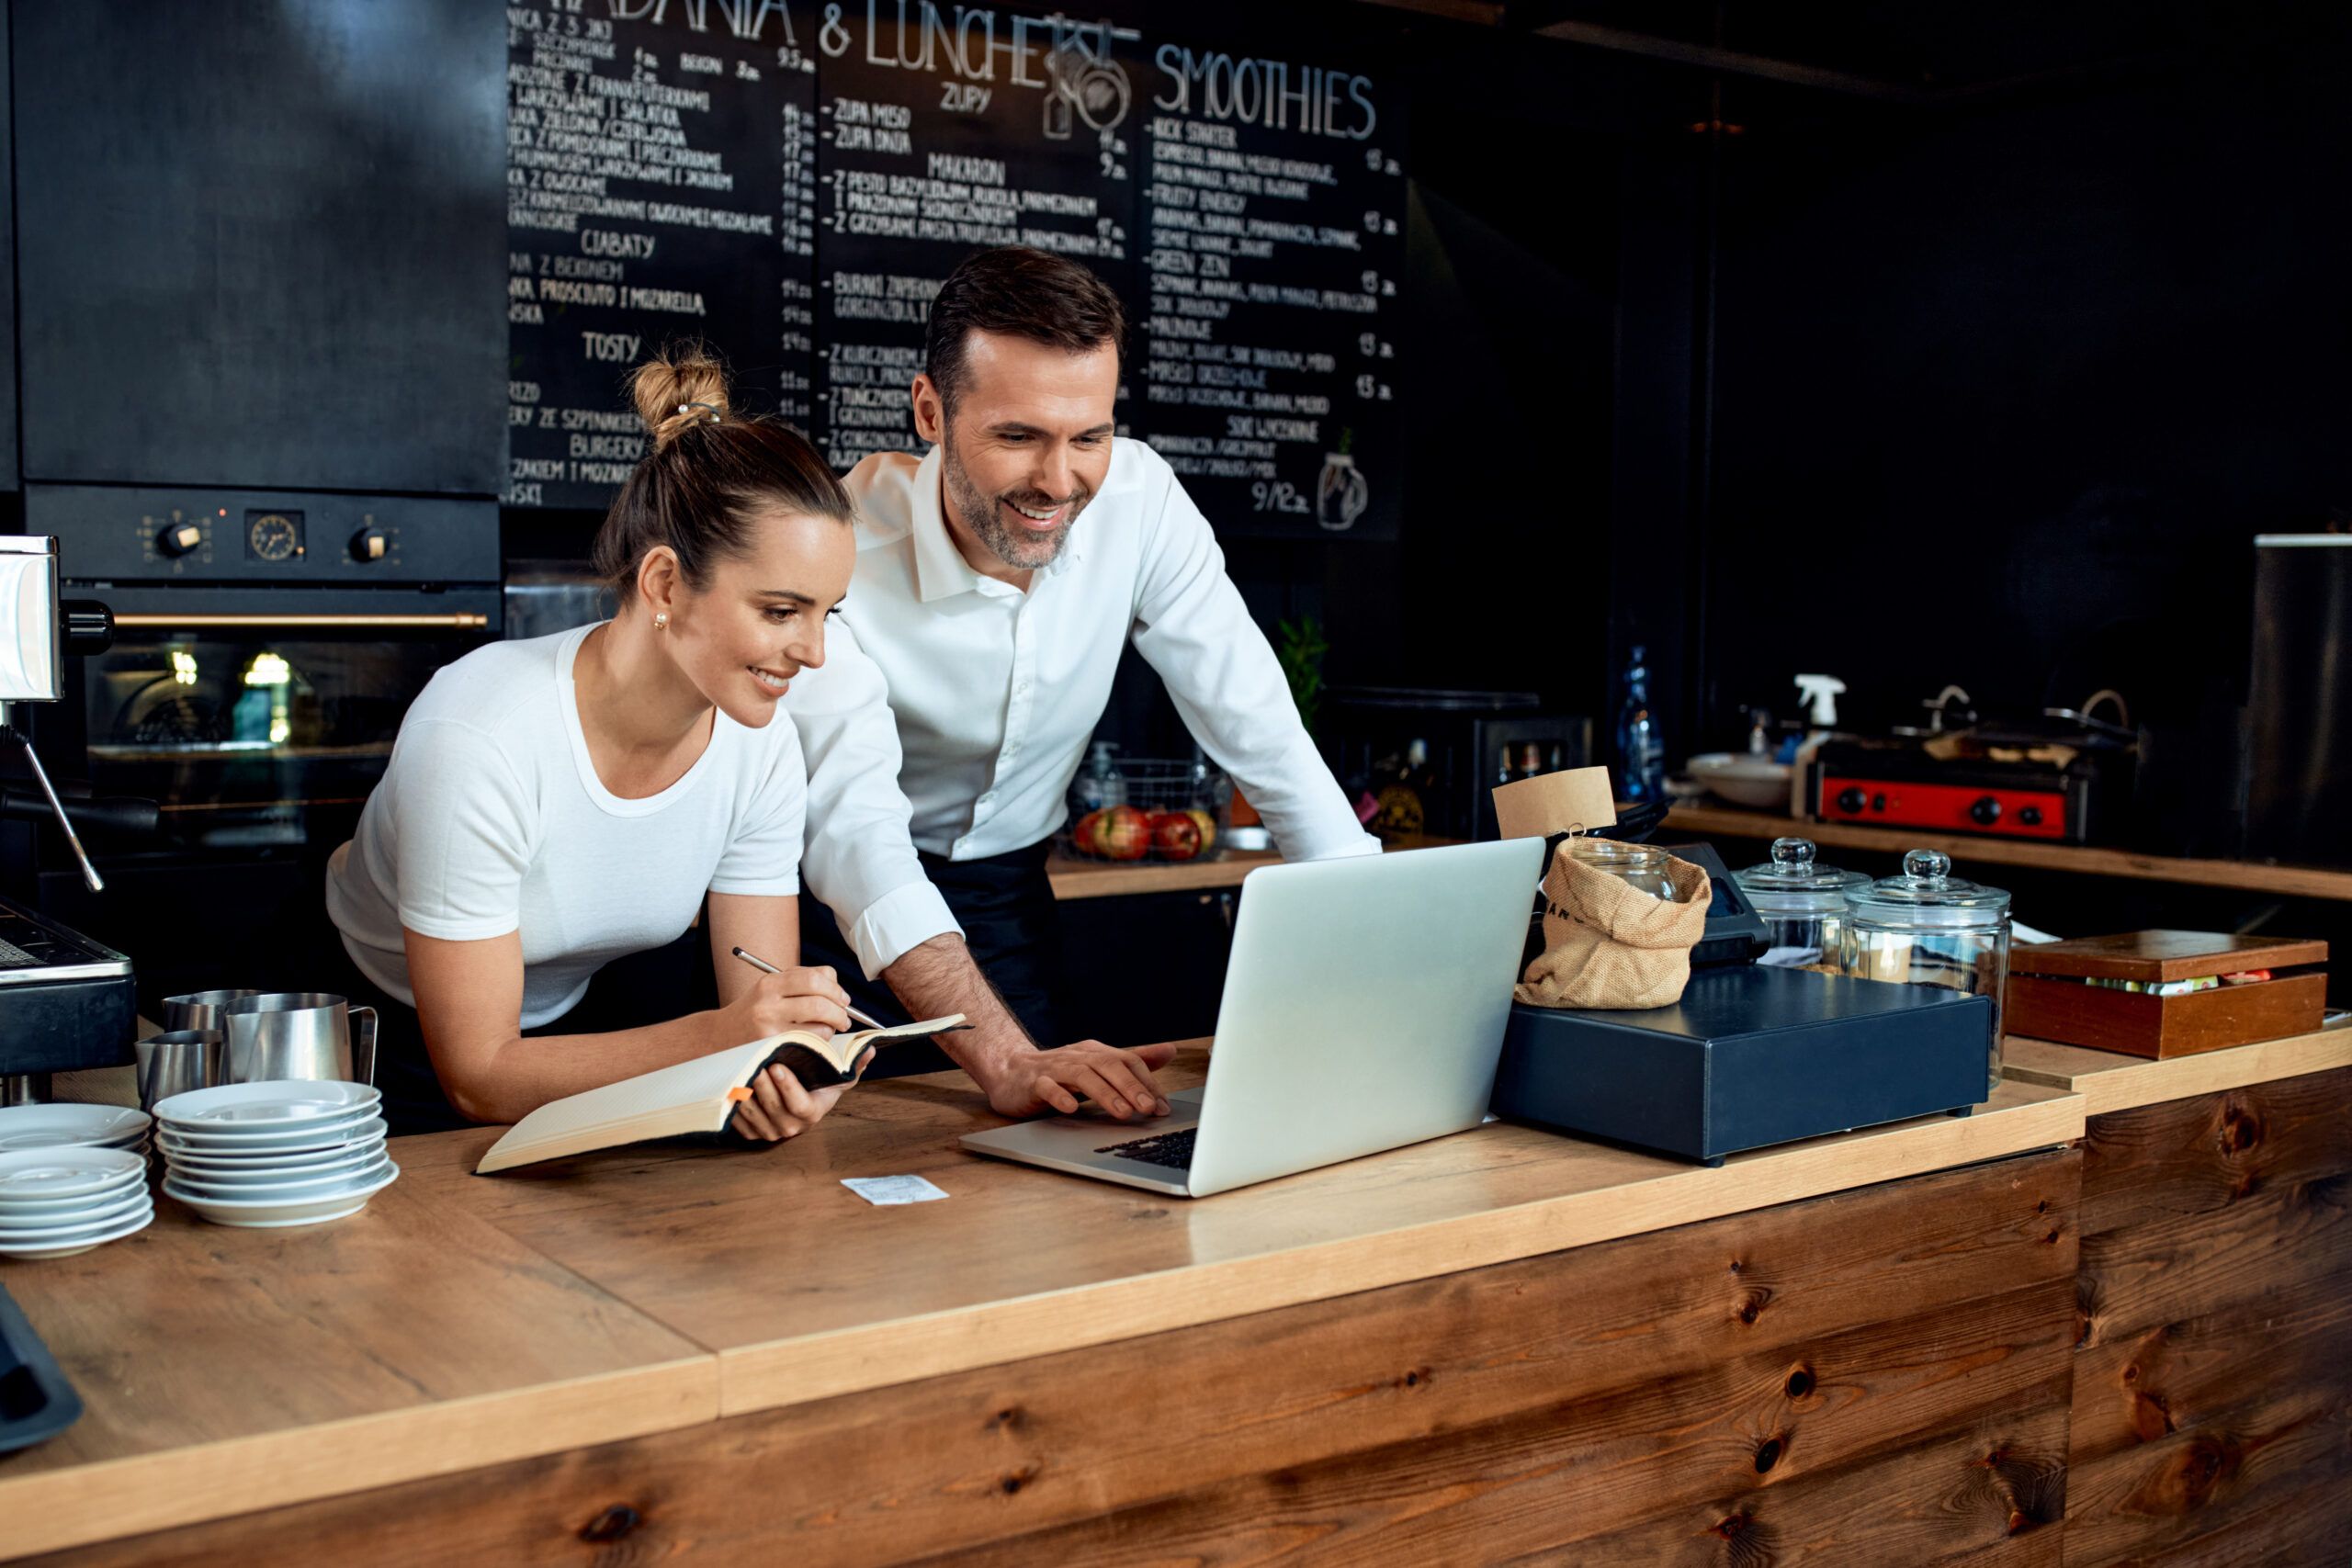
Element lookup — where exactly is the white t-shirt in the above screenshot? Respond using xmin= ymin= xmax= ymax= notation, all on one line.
xmin=325 ymin=625 xmax=806 ymax=1028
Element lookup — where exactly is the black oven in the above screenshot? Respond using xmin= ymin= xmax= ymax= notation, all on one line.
xmin=16 ymin=486 xmax=499 ymax=1006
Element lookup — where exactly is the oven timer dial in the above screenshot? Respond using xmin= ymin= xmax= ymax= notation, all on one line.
xmin=246 ymin=512 xmax=303 ymax=562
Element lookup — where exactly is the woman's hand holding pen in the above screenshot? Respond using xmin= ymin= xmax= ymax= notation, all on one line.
xmin=713 ymin=962 xmax=853 ymax=1048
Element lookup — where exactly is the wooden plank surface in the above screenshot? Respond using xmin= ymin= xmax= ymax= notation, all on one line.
xmin=1662 ymin=804 xmax=2352 ymax=902
xmin=0 ymin=1179 xmax=716 ymax=1561
xmin=28 ymin=1149 xmax=2080 ymax=1567
xmin=2002 ymin=1026 xmax=2352 ymax=1116
xmin=2064 ymin=1066 xmax=2352 ymax=1567
xmin=390 ymin=1047 xmax=2082 ymax=1419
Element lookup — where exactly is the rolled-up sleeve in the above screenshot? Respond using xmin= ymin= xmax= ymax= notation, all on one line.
xmin=785 ymin=615 xmax=961 ymax=977
xmin=1127 ymin=460 xmax=1381 ymax=864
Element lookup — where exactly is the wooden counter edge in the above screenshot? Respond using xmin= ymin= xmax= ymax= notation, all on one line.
xmin=712 ymin=1082 xmax=2086 ymax=1417
xmin=0 ymin=1356 xmax=718 ymax=1562
xmin=2002 ymin=1024 xmax=2352 ymax=1117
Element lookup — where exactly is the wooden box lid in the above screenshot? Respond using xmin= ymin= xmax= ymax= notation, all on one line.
xmin=2008 ymin=930 xmax=2328 ymax=983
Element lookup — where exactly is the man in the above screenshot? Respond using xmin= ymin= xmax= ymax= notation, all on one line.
xmin=786 ymin=246 xmax=1378 ymax=1123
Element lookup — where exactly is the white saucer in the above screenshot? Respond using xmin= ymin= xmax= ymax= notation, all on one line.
xmin=0 ymin=1176 xmax=147 ymax=1221
xmin=0 ymin=1146 xmax=150 ymax=1201
xmin=0 ymin=1105 xmax=153 ymax=1154
xmin=164 ymin=1140 xmax=385 ymax=1178
xmin=0 ymin=1190 xmax=153 ymax=1241
xmin=164 ymin=1163 xmax=397 ymax=1228
xmin=0 ymin=1203 xmax=153 ymax=1259
xmin=153 ymin=1080 xmax=380 ymax=1131
xmin=167 ymin=1154 xmax=392 ymax=1197
xmin=158 ymin=1113 xmax=388 ymax=1155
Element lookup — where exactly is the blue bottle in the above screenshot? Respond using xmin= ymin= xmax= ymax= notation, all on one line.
xmin=1615 ymin=646 xmax=1666 ymax=803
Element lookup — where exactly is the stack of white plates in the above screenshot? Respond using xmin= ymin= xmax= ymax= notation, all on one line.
xmin=153 ymin=1081 xmax=397 ymax=1229
xmin=0 ymin=1103 xmax=153 ymax=1158
xmin=0 ymin=1146 xmax=154 ymax=1258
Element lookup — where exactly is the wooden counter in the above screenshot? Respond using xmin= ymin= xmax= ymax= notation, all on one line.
xmin=1663 ymin=803 xmax=2352 ymax=902
xmin=2002 ymin=1025 xmax=2352 ymax=1566
xmin=6 ymin=1047 xmax=2080 ymax=1562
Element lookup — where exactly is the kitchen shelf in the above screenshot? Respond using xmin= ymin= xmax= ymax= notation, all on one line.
xmin=1047 ymin=834 xmax=1459 ymax=900
xmin=1662 ymin=804 xmax=2352 ymax=903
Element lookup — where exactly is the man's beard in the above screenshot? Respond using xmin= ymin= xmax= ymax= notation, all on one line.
xmin=941 ymin=429 xmax=1091 ymax=572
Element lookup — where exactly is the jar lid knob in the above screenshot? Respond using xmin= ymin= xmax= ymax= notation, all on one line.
xmin=1770 ymin=836 xmax=1815 ymax=871
xmin=1902 ymin=848 xmax=1951 ymax=883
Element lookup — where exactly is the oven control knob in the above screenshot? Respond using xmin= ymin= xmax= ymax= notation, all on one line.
xmin=348 ymin=527 xmax=391 ymax=564
xmin=1835 ymin=786 xmax=1867 ymax=814
xmin=1970 ymin=795 xmax=2003 ymax=826
xmin=154 ymin=522 xmax=203 ymax=558
xmin=2018 ymin=805 xmax=2043 ymax=827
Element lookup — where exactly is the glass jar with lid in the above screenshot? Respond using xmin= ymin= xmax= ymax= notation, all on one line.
xmin=1837 ymin=849 xmax=2013 ymax=1093
xmin=1732 ymin=837 xmax=1867 ymax=960
xmin=1565 ymin=838 xmax=1683 ymax=901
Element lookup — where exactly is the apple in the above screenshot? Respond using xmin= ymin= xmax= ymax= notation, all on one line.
xmin=1073 ymin=808 xmax=1108 ymax=858
xmin=1182 ymin=807 xmax=1217 ymax=852
xmin=1098 ymin=805 xmax=1151 ymax=861
xmin=1149 ymin=811 xmax=1203 ymax=862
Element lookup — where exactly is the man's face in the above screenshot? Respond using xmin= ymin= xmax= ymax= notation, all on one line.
xmin=914 ymin=331 xmax=1117 ymax=576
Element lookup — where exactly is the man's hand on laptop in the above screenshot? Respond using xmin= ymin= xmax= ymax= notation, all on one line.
xmin=985 ymin=1040 xmax=1176 ymax=1121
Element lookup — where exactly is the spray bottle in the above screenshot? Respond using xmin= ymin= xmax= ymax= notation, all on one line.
xmin=1788 ymin=674 xmax=1847 ymax=817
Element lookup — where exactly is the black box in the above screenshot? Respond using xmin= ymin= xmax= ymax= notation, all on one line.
xmin=1493 ymin=965 xmax=1995 ymax=1166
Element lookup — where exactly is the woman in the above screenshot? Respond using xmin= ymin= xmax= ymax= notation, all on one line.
xmin=325 ymin=349 xmax=858 ymax=1139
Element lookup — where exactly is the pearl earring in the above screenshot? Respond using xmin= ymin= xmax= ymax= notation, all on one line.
xmin=653 ymin=611 xmax=669 ymax=630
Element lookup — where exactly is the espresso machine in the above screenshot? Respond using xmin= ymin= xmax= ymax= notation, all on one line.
xmin=0 ymin=536 xmax=141 ymax=1104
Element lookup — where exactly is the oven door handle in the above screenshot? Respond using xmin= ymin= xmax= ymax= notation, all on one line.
xmin=109 ymin=613 xmax=492 ymax=629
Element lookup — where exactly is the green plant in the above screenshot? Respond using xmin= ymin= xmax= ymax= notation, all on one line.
xmin=1274 ymin=615 xmax=1330 ymax=738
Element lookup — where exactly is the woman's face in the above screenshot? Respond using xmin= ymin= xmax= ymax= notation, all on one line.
xmin=660 ymin=508 xmax=856 ymax=728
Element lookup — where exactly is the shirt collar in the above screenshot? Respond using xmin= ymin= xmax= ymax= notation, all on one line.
xmin=908 ymin=442 xmax=1091 ymax=602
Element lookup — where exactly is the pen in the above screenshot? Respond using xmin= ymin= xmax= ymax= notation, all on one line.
xmin=731 ymin=945 xmax=888 ymax=1032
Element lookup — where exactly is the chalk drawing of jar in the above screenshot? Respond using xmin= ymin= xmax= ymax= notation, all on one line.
xmin=1317 ymin=454 xmax=1370 ymax=531
xmin=1044 ymin=46 xmax=1132 ymax=140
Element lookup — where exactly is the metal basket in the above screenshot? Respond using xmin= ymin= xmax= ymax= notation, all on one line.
xmin=1060 ymin=756 xmax=1230 ymax=863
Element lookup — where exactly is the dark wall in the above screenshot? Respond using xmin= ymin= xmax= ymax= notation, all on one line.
xmin=1673 ymin=13 xmax=2350 ymax=832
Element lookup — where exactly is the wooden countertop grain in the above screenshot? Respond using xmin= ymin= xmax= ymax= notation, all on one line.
xmin=3 ymin=1040 xmax=2084 ymax=1557
xmin=390 ymin=1045 xmax=2083 ymax=1420
xmin=2002 ymin=1024 xmax=2352 ymax=1117
xmin=0 ymin=1179 xmax=715 ymax=1561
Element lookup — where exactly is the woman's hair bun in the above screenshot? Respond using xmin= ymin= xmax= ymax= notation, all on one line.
xmin=633 ymin=346 xmax=731 ymax=451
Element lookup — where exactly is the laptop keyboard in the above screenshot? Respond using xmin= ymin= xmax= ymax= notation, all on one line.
xmin=1096 ymin=1126 xmax=1197 ymax=1170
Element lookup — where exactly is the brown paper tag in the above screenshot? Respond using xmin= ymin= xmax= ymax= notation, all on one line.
xmin=1492 ymin=766 xmax=1618 ymax=841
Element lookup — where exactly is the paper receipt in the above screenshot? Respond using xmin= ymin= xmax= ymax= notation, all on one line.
xmin=842 ymin=1174 xmax=949 ymax=1206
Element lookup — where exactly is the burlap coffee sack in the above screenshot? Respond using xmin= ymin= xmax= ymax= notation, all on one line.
xmin=1514 ymin=843 xmax=1713 ymax=1010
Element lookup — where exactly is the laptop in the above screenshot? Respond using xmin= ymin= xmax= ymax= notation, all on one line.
xmin=959 ymin=837 xmax=1545 ymax=1197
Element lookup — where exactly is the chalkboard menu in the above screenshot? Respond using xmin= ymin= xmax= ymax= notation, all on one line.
xmin=504 ymin=4 xmax=1402 ymax=540
xmin=504 ymin=0 xmax=818 ymax=511
xmin=809 ymin=6 xmax=1141 ymax=470
xmin=1137 ymin=35 xmax=1403 ymax=539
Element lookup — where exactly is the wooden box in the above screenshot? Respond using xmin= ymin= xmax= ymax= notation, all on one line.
xmin=2005 ymin=930 xmax=2327 ymax=1059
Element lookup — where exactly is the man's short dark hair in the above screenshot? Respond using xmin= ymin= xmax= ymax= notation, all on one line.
xmin=923 ymin=246 xmax=1125 ymax=415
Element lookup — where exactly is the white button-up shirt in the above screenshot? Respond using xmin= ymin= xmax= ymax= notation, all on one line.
xmin=786 ymin=437 xmax=1378 ymax=979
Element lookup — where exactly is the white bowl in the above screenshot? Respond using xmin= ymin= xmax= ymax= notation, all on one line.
xmin=0 ymin=1175 xmax=148 ymax=1221
xmin=165 ymin=1163 xmax=398 ymax=1228
xmin=1687 ymin=751 xmax=1793 ymax=810
xmin=0 ymin=1203 xmax=154 ymax=1259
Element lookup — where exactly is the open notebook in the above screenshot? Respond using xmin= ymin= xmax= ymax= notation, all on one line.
xmin=475 ymin=1015 xmax=967 ymax=1174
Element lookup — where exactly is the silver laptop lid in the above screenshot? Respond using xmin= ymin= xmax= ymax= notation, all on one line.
xmin=1183 ymin=837 xmax=1544 ymax=1196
